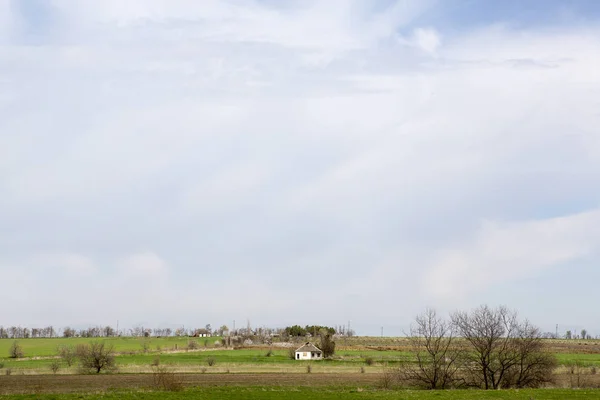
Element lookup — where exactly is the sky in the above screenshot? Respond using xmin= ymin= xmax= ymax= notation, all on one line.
xmin=1 ymin=0 xmax=599 ymax=337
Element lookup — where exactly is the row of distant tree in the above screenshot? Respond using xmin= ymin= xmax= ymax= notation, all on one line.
xmin=0 ymin=323 xmax=592 ymax=340
xmin=540 ymin=330 xmax=596 ymax=340
xmin=0 ymin=324 xmax=227 ymax=339
xmin=0 ymin=323 xmax=358 ymax=339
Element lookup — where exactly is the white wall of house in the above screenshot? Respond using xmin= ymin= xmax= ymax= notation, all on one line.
xmin=295 ymin=351 xmax=322 ymax=360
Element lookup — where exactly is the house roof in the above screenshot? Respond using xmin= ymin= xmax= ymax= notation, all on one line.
xmin=295 ymin=342 xmax=322 ymax=353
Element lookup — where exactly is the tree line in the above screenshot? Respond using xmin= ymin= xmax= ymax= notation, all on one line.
xmin=283 ymin=325 xmax=336 ymax=337
xmin=0 ymin=325 xmax=228 ymax=339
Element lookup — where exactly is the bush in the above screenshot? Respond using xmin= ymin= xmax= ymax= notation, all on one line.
xmin=151 ymin=365 xmax=183 ymax=392
xmin=57 ymin=345 xmax=76 ymax=366
xmin=288 ymin=347 xmax=296 ymax=360
xmin=364 ymin=356 xmax=374 ymax=366
xmin=141 ymin=340 xmax=151 ymax=353
xmin=50 ymin=360 xmax=61 ymax=374
xmin=265 ymin=349 xmax=273 ymax=357
xmin=9 ymin=341 xmax=24 ymax=358
xmin=306 ymin=364 xmax=312 ymax=373
xmin=360 ymin=366 xmax=365 ymax=373
xmin=207 ymin=357 xmax=216 ymax=367
xmin=5 ymin=368 xmax=13 ymax=376
xmin=77 ymin=341 xmax=116 ymax=373
xmin=151 ymin=356 xmax=161 ymax=367
xmin=379 ymin=366 xmax=401 ymax=389
xmin=187 ymin=340 xmax=199 ymax=350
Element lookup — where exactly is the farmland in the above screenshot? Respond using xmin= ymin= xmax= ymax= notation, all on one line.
xmin=1 ymin=336 xmax=600 ymax=399
xmin=3 ymin=386 xmax=600 ymax=400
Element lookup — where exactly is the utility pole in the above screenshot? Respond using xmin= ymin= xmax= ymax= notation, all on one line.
xmin=556 ymin=324 xmax=558 ymax=338
xmin=116 ymin=320 xmax=119 ymax=337
xmin=381 ymin=326 xmax=383 ymax=337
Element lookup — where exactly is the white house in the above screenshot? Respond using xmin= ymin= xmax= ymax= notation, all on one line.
xmin=295 ymin=342 xmax=323 ymax=360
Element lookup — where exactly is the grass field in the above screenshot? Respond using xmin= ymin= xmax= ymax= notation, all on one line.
xmin=2 ymin=337 xmax=600 ymax=374
xmin=1 ymin=337 xmax=600 ymax=397
xmin=0 ymin=337 xmax=221 ymax=358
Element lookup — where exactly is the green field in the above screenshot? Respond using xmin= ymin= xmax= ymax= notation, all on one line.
xmin=0 ymin=337 xmax=221 ymax=358
xmin=2 ymin=387 xmax=600 ymax=400
xmin=1 ymin=337 xmax=600 ymax=398
xmin=1 ymin=337 xmax=599 ymax=374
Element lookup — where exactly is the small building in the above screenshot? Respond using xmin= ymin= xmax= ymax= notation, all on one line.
xmin=295 ymin=342 xmax=323 ymax=360
xmin=193 ymin=328 xmax=211 ymax=337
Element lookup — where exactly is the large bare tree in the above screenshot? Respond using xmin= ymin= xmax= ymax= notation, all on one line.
xmin=451 ymin=305 xmax=555 ymax=389
xmin=403 ymin=308 xmax=464 ymax=389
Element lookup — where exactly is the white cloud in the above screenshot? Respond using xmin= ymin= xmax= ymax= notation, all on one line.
xmin=411 ymin=27 xmax=442 ymax=55
xmin=1 ymin=1 xmax=600 ymax=333
xmin=117 ymin=252 xmax=168 ymax=276
xmin=32 ymin=253 xmax=96 ymax=274
xmin=425 ymin=209 xmax=600 ymax=300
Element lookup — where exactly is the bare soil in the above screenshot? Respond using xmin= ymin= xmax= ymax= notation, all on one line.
xmin=0 ymin=373 xmax=379 ymax=394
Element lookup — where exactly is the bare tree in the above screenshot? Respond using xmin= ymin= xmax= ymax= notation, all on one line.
xmin=501 ymin=320 xmax=557 ymax=388
xmin=57 ymin=344 xmax=77 ymax=366
xmin=403 ymin=308 xmax=464 ymax=389
xmin=452 ymin=305 xmax=556 ymax=389
xmin=63 ymin=327 xmax=76 ymax=338
xmin=76 ymin=341 xmax=116 ymax=373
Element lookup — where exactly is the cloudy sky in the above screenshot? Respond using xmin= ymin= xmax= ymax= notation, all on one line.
xmin=1 ymin=0 xmax=599 ymax=336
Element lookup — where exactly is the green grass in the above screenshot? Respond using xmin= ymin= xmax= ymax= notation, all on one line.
xmin=0 ymin=337 xmax=221 ymax=358
xmin=1 ymin=337 xmax=598 ymax=373
xmin=556 ymin=353 xmax=600 ymax=366
xmin=2 ymin=387 xmax=600 ymax=400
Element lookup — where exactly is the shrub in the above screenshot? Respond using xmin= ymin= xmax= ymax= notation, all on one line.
xmin=9 ymin=341 xmax=24 ymax=359
xmin=76 ymin=341 xmax=116 ymax=373
xmin=288 ymin=347 xmax=296 ymax=360
xmin=306 ymin=364 xmax=312 ymax=373
xmin=151 ymin=365 xmax=183 ymax=392
xmin=187 ymin=340 xmax=199 ymax=350
xmin=360 ymin=366 xmax=365 ymax=373
xmin=151 ymin=356 xmax=161 ymax=367
xmin=50 ymin=360 xmax=61 ymax=374
xmin=364 ymin=356 xmax=374 ymax=366
xmin=5 ymin=368 xmax=13 ymax=376
xmin=57 ymin=345 xmax=76 ymax=367
xmin=207 ymin=357 xmax=216 ymax=367
xmin=0 ymin=362 xmax=4 ymax=369
xmin=201 ymin=367 xmax=207 ymax=374
xmin=379 ymin=366 xmax=400 ymax=389
xmin=265 ymin=349 xmax=273 ymax=357
xmin=141 ymin=340 xmax=151 ymax=353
